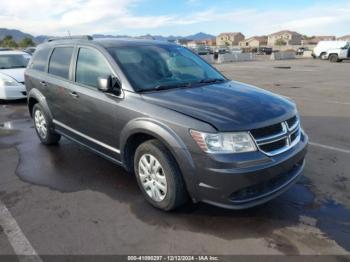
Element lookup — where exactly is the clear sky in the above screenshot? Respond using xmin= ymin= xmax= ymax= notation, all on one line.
xmin=1 ymin=0 xmax=349 ymax=37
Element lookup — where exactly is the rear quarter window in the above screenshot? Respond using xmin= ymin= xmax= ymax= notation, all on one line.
xmin=48 ymin=47 xmax=74 ymax=79
xmin=31 ymin=47 xmax=51 ymax=72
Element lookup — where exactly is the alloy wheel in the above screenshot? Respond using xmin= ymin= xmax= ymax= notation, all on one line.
xmin=138 ymin=154 xmax=167 ymax=202
xmin=34 ymin=109 xmax=47 ymax=139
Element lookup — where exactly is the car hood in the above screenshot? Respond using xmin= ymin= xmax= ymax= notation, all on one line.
xmin=0 ymin=68 xmax=25 ymax=83
xmin=141 ymin=80 xmax=297 ymax=131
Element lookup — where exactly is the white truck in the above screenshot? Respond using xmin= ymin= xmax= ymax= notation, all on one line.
xmin=326 ymin=42 xmax=350 ymax=62
xmin=312 ymin=41 xmax=349 ymax=60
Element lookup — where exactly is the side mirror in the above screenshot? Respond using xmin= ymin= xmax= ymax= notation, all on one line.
xmin=97 ymin=76 xmax=112 ymax=92
xmin=97 ymin=76 xmax=122 ymax=96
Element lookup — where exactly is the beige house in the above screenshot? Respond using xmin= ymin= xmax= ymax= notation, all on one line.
xmin=338 ymin=35 xmax=350 ymax=41
xmin=239 ymin=36 xmax=268 ymax=48
xmin=216 ymin=32 xmax=245 ymax=46
xmin=268 ymin=30 xmax=302 ymax=46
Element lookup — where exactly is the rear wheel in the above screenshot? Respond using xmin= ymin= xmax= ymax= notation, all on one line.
xmin=33 ymin=104 xmax=61 ymax=145
xmin=320 ymin=52 xmax=327 ymax=60
xmin=134 ymin=139 xmax=188 ymax=211
xmin=329 ymin=54 xmax=340 ymax=63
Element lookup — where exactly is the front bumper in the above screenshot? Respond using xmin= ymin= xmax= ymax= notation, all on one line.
xmin=0 ymin=84 xmax=27 ymax=100
xmin=191 ymin=131 xmax=308 ymax=209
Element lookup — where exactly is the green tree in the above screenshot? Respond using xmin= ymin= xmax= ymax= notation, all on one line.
xmin=1 ymin=35 xmax=18 ymax=48
xmin=19 ymin=37 xmax=36 ymax=48
xmin=275 ymin=38 xmax=287 ymax=46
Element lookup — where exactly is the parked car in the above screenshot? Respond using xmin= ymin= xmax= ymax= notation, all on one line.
xmin=23 ymin=47 xmax=36 ymax=55
xmin=0 ymin=50 xmax=31 ymax=101
xmin=0 ymin=48 xmax=12 ymax=51
xmin=195 ymin=46 xmax=210 ymax=55
xmin=325 ymin=42 xmax=350 ymax=62
xmin=215 ymin=47 xmax=229 ymax=54
xmin=296 ymin=47 xmax=308 ymax=55
xmin=254 ymin=47 xmax=273 ymax=55
xmin=25 ymin=36 xmax=308 ymax=211
xmin=312 ymin=41 xmax=349 ymax=59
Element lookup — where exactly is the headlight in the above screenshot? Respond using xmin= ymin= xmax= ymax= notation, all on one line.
xmin=190 ymin=130 xmax=257 ymax=153
xmin=0 ymin=73 xmax=20 ymax=87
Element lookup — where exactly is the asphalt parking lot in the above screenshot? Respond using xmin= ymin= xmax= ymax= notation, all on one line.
xmin=0 ymin=58 xmax=349 ymax=257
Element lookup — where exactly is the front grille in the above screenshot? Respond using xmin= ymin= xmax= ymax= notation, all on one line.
xmin=286 ymin=115 xmax=298 ymax=128
xmin=260 ymin=138 xmax=287 ymax=152
xmin=250 ymin=123 xmax=283 ymax=139
xmin=250 ymin=116 xmax=301 ymax=156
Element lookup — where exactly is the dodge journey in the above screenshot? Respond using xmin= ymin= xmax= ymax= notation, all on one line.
xmin=25 ymin=36 xmax=308 ymax=211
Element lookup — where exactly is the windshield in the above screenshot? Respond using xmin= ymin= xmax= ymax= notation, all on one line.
xmin=108 ymin=45 xmax=226 ymax=92
xmin=0 ymin=54 xmax=31 ymax=69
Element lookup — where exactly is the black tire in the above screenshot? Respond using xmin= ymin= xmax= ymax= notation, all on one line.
xmin=134 ymin=139 xmax=188 ymax=211
xmin=32 ymin=103 xmax=61 ymax=145
xmin=329 ymin=54 xmax=339 ymax=63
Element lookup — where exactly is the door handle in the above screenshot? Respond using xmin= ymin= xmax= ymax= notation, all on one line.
xmin=69 ymin=91 xmax=79 ymax=98
xmin=40 ymin=81 xmax=47 ymax=87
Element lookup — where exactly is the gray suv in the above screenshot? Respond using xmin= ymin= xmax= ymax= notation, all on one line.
xmin=25 ymin=36 xmax=308 ymax=211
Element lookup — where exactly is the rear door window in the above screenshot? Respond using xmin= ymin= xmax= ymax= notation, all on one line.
xmin=31 ymin=47 xmax=51 ymax=72
xmin=48 ymin=47 xmax=74 ymax=79
xmin=75 ymin=48 xmax=112 ymax=88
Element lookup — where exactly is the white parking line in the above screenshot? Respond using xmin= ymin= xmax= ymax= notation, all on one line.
xmin=0 ymin=200 xmax=42 ymax=262
xmin=309 ymin=142 xmax=350 ymax=154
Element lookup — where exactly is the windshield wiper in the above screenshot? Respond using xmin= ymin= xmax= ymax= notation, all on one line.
xmin=138 ymin=83 xmax=191 ymax=92
xmin=151 ymin=82 xmax=192 ymax=91
xmin=0 ymin=66 xmax=25 ymax=69
xmin=138 ymin=79 xmax=225 ymax=93
xmin=9 ymin=66 xmax=26 ymax=69
xmin=198 ymin=78 xmax=226 ymax=84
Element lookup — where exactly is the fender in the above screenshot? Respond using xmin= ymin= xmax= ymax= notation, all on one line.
xmin=119 ymin=118 xmax=198 ymax=197
xmin=28 ymin=88 xmax=53 ymax=120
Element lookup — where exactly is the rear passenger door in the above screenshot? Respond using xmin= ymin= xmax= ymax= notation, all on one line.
xmin=45 ymin=46 xmax=77 ymax=127
xmin=66 ymin=46 xmax=120 ymax=158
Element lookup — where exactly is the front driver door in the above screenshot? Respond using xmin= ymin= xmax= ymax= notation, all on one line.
xmin=66 ymin=47 xmax=121 ymax=160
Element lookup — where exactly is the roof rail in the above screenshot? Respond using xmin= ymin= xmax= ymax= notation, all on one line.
xmin=47 ymin=35 xmax=93 ymax=42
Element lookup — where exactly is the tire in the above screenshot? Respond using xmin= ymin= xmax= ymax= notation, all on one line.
xmin=32 ymin=103 xmax=61 ymax=145
xmin=329 ymin=54 xmax=339 ymax=63
xmin=134 ymin=139 xmax=188 ymax=211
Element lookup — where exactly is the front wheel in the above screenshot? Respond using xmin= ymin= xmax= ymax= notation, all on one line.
xmin=33 ymin=104 xmax=61 ymax=145
xmin=134 ymin=139 xmax=188 ymax=211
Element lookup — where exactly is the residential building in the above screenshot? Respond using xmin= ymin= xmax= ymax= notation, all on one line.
xmin=203 ymin=39 xmax=216 ymax=46
xmin=239 ymin=36 xmax=268 ymax=48
xmin=267 ymin=30 xmax=302 ymax=46
xmin=338 ymin=35 xmax=350 ymax=41
xmin=302 ymin=36 xmax=336 ymax=45
xmin=216 ymin=32 xmax=245 ymax=47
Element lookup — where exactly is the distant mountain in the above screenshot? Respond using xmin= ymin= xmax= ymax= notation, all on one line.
xmin=138 ymin=32 xmax=215 ymax=41
xmin=185 ymin=32 xmax=215 ymax=40
xmin=92 ymin=34 xmax=129 ymax=39
xmin=0 ymin=28 xmax=216 ymax=44
xmin=0 ymin=28 xmax=34 ymax=42
xmin=33 ymin=35 xmax=53 ymax=43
